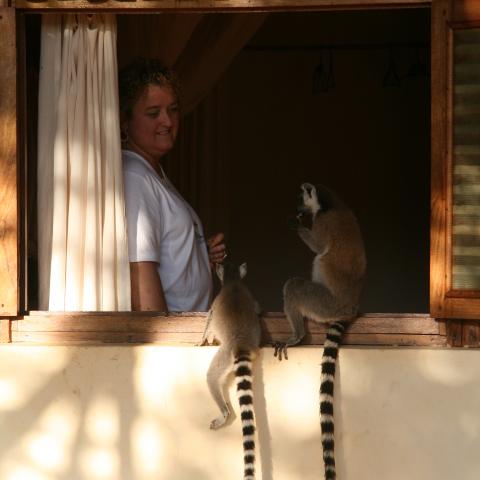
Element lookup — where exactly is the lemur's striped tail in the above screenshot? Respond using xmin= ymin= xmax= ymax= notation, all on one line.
xmin=320 ymin=321 xmax=346 ymax=480
xmin=234 ymin=350 xmax=256 ymax=480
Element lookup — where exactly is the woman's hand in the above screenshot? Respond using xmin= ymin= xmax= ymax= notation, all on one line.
xmin=207 ymin=232 xmax=226 ymax=268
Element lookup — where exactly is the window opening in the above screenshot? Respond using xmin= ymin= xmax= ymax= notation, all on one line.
xmin=24 ymin=8 xmax=430 ymax=314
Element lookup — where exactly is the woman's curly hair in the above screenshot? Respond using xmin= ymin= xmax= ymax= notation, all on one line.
xmin=118 ymin=57 xmax=181 ymax=120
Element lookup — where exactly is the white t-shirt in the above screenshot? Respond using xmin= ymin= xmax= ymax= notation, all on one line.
xmin=123 ymin=149 xmax=213 ymax=311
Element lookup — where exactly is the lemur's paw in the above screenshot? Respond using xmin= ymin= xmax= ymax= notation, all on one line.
xmin=271 ymin=341 xmax=289 ymax=361
xmin=210 ymin=406 xmax=230 ymax=430
xmin=210 ymin=415 xmax=228 ymax=430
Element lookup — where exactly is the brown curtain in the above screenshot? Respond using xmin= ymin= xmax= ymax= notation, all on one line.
xmin=168 ymin=83 xmax=230 ymax=238
xmin=117 ymin=14 xmax=203 ymax=72
xmin=117 ymin=13 xmax=266 ymax=237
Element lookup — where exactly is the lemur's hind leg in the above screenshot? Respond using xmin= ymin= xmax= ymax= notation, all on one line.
xmin=274 ymin=278 xmax=346 ymax=360
xmin=197 ymin=309 xmax=213 ymax=346
xmin=282 ymin=278 xmax=308 ymax=348
xmin=207 ymin=346 xmax=234 ymax=430
xmin=273 ymin=277 xmax=309 ymax=360
xmin=285 ymin=277 xmax=349 ymax=323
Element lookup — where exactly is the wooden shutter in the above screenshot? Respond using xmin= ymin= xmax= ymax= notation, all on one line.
xmin=431 ymin=0 xmax=480 ymax=323
xmin=0 ymin=8 xmax=18 ymax=323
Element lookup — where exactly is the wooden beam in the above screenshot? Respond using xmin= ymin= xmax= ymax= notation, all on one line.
xmin=11 ymin=312 xmax=447 ymax=346
xmin=446 ymin=319 xmax=463 ymax=346
xmin=13 ymin=0 xmax=431 ymax=11
xmin=0 ymin=8 xmax=18 ymax=317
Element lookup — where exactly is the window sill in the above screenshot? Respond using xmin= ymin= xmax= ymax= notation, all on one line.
xmin=5 ymin=312 xmax=447 ymax=347
xmin=14 ymin=0 xmax=430 ymax=11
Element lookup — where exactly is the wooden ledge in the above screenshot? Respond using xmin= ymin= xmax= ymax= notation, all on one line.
xmin=14 ymin=0 xmax=430 ymax=12
xmin=9 ymin=312 xmax=447 ymax=347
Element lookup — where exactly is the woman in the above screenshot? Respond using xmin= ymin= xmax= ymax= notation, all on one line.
xmin=119 ymin=58 xmax=226 ymax=312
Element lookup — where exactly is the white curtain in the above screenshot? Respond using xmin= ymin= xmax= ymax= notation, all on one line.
xmin=37 ymin=14 xmax=131 ymax=311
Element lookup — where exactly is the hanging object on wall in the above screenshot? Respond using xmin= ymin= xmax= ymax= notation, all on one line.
xmin=248 ymin=41 xmax=429 ymax=93
xmin=312 ymin=47 xmax=335 ymax=94
xmin=383 ymin=45 xmax=401 ymax=87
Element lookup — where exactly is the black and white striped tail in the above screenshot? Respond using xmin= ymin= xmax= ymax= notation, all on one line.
xmin=234 ymin=351 xmax=256 ymax=480
xmin=320 ymin=321 xmax=345 ymax=480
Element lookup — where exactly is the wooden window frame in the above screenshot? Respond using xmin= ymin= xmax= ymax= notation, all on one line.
xmin=0 ymin=7 xmax=18 ymax=343
xmin=431 ymin=0 xmax=480 ymax=316
xmin=1 ymin=0 xmax=470 ymax=348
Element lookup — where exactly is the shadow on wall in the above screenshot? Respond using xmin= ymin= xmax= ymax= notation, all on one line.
xmin=0 ymin=346 xmax=479 ymax=480
xmin=0 ymin=346 xmax=273 ymax=480
xmin=0 ymin=347 xmax=140 ymax=479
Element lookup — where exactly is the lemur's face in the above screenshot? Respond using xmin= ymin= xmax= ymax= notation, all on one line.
xmin=216 ymin=261 xmax=245 ymax=284
xmin=288 ymin=183 xmax=333 ymax=230
xmin=287 ymin=183 xmax=318 ymax=230
xmin=298 ymin=183 xmax=321 ymax=217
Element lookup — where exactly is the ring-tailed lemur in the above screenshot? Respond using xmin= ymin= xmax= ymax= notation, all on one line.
xmin=274 ymin=183 xmax=366 ymax=480
xmin=201 ymin=261 xmax=262 ymax=480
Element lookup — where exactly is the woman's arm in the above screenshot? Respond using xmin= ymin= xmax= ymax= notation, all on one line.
xmin=130 ymin=261 xmax=168 ymax=312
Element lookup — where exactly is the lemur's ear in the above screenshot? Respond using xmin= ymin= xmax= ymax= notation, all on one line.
xmin=216 ymin=263 xmax=224 ymax=283
xmin=239 ymin=263 xmax=247 ymax=279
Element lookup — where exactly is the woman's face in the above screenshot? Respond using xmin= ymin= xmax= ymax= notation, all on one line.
xmin=126 ymin=84 xmax=180 ymax=165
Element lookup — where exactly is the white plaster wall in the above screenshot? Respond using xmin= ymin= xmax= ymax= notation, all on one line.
xmin=0 ymin=345 xmax=478 ymax=480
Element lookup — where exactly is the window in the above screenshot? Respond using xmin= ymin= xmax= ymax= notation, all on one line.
xmin=430 ymin=0 xmax=480 ymax=345
xmin=1 ymin=0 xmax=476 ymax=347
